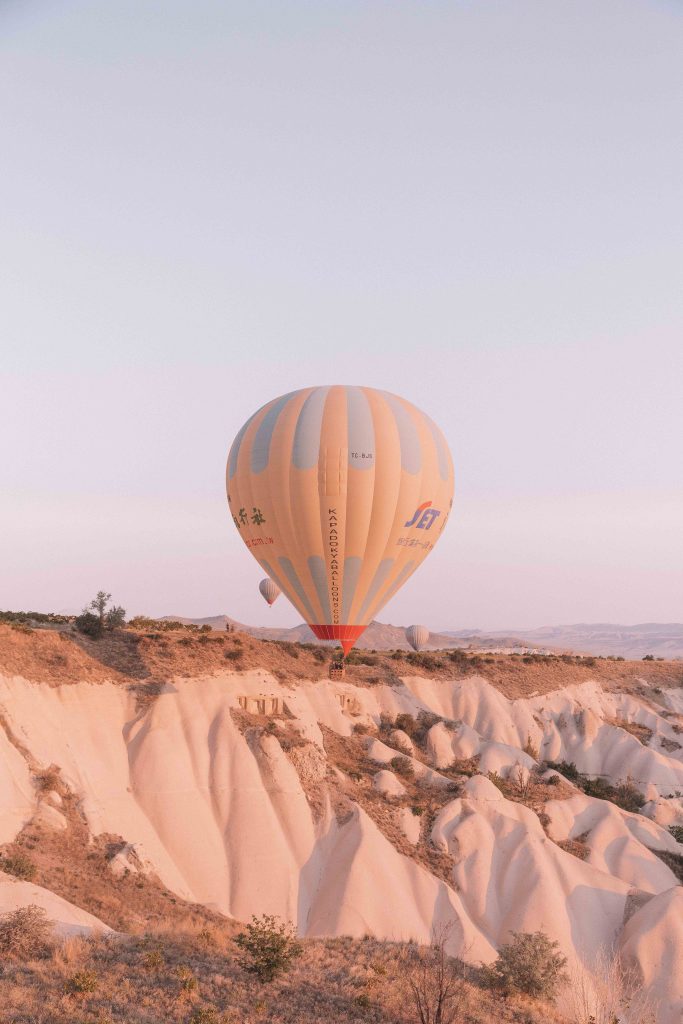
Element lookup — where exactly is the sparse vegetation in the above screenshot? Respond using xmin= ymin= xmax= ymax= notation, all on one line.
xmin=1 ymin=850 xmax=37 ymax=880
xmin=390 ymin=754 xmax=414 ymax=778
xmin=0 ymin=610 xmax=70 ymax=626
xmin=0 ymin=905 xmax=53 ymax=958
xmin=522 ymin=734 xmax=539 ymax=760
xmin=545 ymin=760 xmax=580 ymax=782
xmin=543 ymin=760 xmax=645 ymax=812
xmin=669 ymin=825 xmax=683 ymax=843
xmin=648 ymin=847 xmax=683 ymax=883
xmin=234 ymin=914 xmax=303 ymax=983
xmin=480 ymin=930 xmax=568 ymax=999
xmin=580 ymin=776 xmax=645 ymax=813
xmin=405 ymin=925 xmax=467 ymax=1024
xmin=76 ymin=591 xmax=126 ymax=637
xmin=64 ymin=968 xmax=99 ymax=994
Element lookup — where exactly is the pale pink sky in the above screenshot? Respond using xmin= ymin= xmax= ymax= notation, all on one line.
xmin=1 ymin=0 xmax=682 ymax=631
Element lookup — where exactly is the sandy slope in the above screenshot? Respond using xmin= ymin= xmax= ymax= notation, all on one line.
xmin=0 ymin=872 xmax=111 ymax=936
xmin=0 ymin=666 xmax=681 ymax=1019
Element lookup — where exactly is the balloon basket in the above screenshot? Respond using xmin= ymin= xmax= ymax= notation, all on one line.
xmin=329 ymin=661 xmax=345 ymax=681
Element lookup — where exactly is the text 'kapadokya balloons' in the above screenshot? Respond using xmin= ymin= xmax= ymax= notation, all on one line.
xmin=259 ymin=577 xmax=281 ymax=606
xmin=406 ymin=624 xmax=430 ymax=651
xmin=226 ymin=386 xmax=454 ymax=654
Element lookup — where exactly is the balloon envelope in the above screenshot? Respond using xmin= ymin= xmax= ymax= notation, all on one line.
xmin=227 ymin=386 xmax=454 ymax=654
xmin=406 ymin=624 xmax=430 ymax=652
xmin=259 ymin=577 xmax=281 ymax=606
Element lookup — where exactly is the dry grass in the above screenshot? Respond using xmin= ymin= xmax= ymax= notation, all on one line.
xmin=556 ymin=832 xmax=591 ymax=861
xmin=0 ymin=927 xmax=567 ymax=1024
xmin=1 ymin=624 xmax=682 ymax=703
xmin=320 ymin=726 xmax=462 ymax=884
xmin=609 ymin=719 xmax=654 ymax=745
xmin=0 ymin=785 xmax=228 ymax=934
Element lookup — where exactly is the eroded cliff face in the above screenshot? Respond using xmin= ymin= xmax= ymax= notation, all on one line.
xmin=1 ymin=644 xmax=682 ymax=1021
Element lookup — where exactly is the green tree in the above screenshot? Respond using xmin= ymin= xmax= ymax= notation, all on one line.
xmin=234 ymin=915 xmax=303 ymax=982
xmin=75 ymin=592 xmax=126 ymax=636
xmin=481 ymin=930 xmax=568 ymax=999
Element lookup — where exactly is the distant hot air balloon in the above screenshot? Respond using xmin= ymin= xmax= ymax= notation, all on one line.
xmin=226 ymin=386 xmax=454 ymax=655
xmin=406 ymin=624 xmax=430 ymax=651
xmin=259 ymin=577 xmax=281 ymax=606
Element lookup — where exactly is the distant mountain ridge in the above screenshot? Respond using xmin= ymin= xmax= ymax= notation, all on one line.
xmin=164 ymin=615 xmax=683 ymax=658
xmin=483 ymin=622 xmax=683 ymax=659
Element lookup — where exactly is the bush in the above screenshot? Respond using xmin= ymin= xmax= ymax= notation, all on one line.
xmin=669 ymin=825 xmax=683 ymax=844
xmin=545 ymin=760 xmax=580 ymax=782
xmin=394 ymin=713 xmax=417 ymax=736
xmin=480 ymin=930 xmax=567 ymax=999
xmin=1 ymin=851 xmax=37 ymax=880
xmin=0 ymin=905 xmax=53 ymax=958
xmin=188 ymin=1010 xmax=222 ymax=1024
xmin=406 ymin=652 xmax=440 ymax=671
xmin=176 ymin=966 xmax=198 ymax=992
xmin=581 ymin=776 xmax=645 ymax=813
xmin=522 ymin=735 xmax=539 ymax=760
xmin=486 ymin=770 xmax=506 ymax=793
xmin=406 ymin=924 xmax=467 ymax=1024
xmin=390 ymin=755 xmax=414 ymax=778
xmin=64 ymin=969 xmax=98 ymax=994
xmin=235 ymin=914 xmax=303 ymax=982
xmin=76 ymin=591 xmax=126 ymax=636
xmin=0 ymin=610 xmax=70 ymax=626
xmin=75 ymin=611 xmax=103 ymax=638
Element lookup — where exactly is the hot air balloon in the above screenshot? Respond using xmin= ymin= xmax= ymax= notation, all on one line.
xmin=259 ymin=577 xmax=281 ymax=606
xmin=226 ymin=386 xmax=454 ymax=655
xmin=406 ymin=624 xmax=430 ymax=651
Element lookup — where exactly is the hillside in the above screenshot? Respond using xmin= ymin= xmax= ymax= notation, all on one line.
xmin=488 ymin=623 xmax=683 ymax=660
xmin=167 ymin=614 xmax=683 ymax=659
xmin=0 ymin=621 xmax=682 ymax=1022
xmin=163 ymin=614 xmax=494 ymax=651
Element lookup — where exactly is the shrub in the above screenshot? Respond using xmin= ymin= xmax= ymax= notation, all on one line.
xmin=581 ymin=776 xmax=645 ymax=813
xmin=390 ymin=755 xmax=414 ymax=778
xmin=669 ymin=825 xmax=683 ymax=844
xmin=522 ymin=735 xmax=539 ymax=760
xmin=76 ymin=592 xmax=126 ymax=636
xmin=75 ymin=611 xmax=103 ymax=638
xmin=394 ymin=712 xmax=417 ymax=736
xmin=0 ymin=905 xmax=53 ymax=958
xmin=650 ymin=848 xmax=683 ymax=883
xmin=1 ymin=851 xmax=37 ymax=880
xmin=406 ymin=652 xmax=440 ymax=671
xmin=480 ymin=930 xmax=567 ymax=999
xmin=141 ymin=949 xmax=164 ymax=972
xmin=235 ymin=914 xmax=303 ymax=982
xmin=486 ymin=770 xmax=506 ymax=793
xmin=188 ymin=1010 xmax=221 ymax=1024
xmin=0 ymin=610 xmax=69 ymax=625
xmin=106 ymin=605 xmax=126 ymax=628
xmin=545 ymin=760 xmax=580 ymax=782
xmin=276 ymin=642 xmax=300 ymax=659
xmin=65 ymin=969 xmax=98 ymax=994
xmin=224 ymin=649 xmax=243 ymax=662
xmin=175 ymin=965 xmax=198 ymax=992
xmin=406 ymin=924 xmax=467 ymax=1024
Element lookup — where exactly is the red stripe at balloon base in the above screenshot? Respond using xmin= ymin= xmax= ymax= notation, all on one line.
xmin=309 ymin=624 xmax=366 ymax=656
